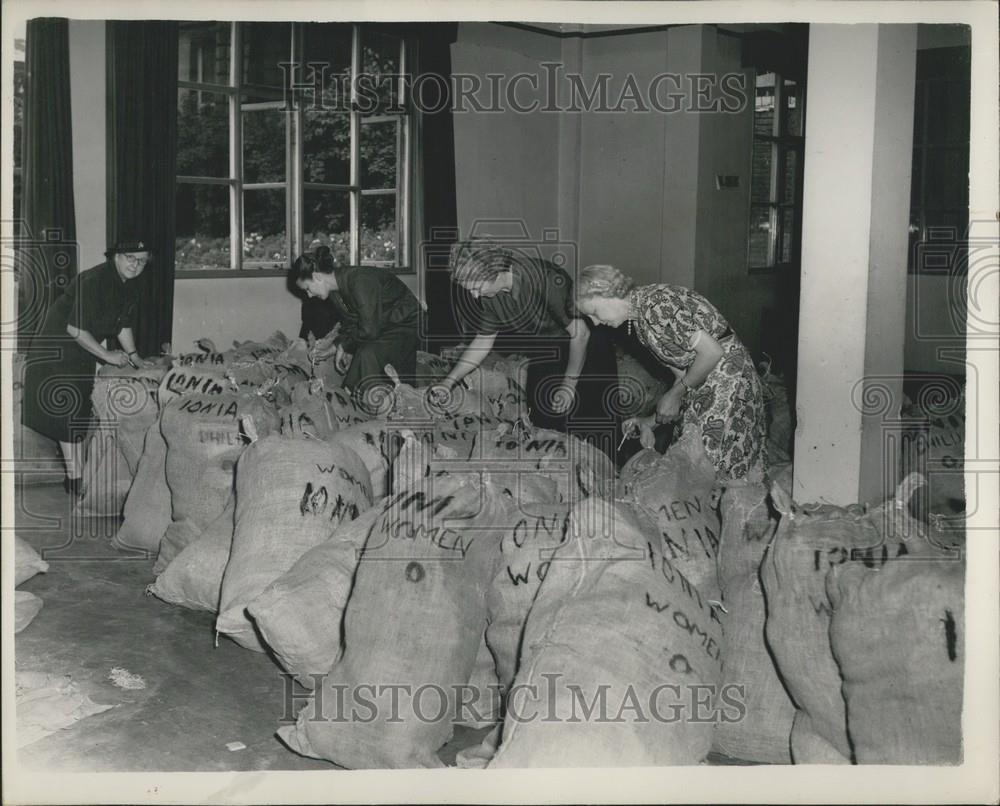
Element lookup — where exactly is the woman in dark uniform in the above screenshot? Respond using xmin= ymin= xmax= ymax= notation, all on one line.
xmin=289 ymin=245 xmax=422 ymax=405
xmin=22 ymin=238 xmax=151 ymax=495
xmin=436 ymin=239 xmax=620 ymax=458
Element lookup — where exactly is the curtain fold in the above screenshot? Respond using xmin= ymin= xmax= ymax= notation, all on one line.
xmin=412 ymin=23 xmax=461 ymax=352
xmin=106 ymin=21 xmax=178 ymax=356
xmin=20 ymin=18 xmax=77 ymax=348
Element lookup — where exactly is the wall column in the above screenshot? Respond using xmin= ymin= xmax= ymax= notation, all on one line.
xmin=794 ymin=23 xmax=917 ymax=504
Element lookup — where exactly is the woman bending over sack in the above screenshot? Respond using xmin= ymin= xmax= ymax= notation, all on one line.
xmin=574 ymin=264 xmax=766 ymax=481
xmin=290 ymin=245 xmax=422 ymax=406
xmin=22 ymin=236 xmax=154 ymax=497
xmin=435 ymin=239 xmax=620 ymax=458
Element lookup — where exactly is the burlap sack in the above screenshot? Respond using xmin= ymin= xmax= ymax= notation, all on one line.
xmin=216 ymin=435 xmax=373 ymax=651
xmin=827 ymin=551 xmax=964 ymax=764
xmin=489 ymin=497 xmax=724 ymax=767
xmin=414 ymin=350 xmax=451 ymax=386
xmin=760 ymin=366 xmax=794 ymax=466
xmin=327 ymin=420 xmax=405 ymax=499
xmin=760 ymin=479 xmax=924 ymax=763
xmin=15 ymin=536 xmax=49 ymax=587
xmin=91 ymin=372 xmax=162 ymax=474
xmin=76 ymin=429 xmax=132 ymax=517
xmin=230 ymin=331 xmax=288 ymax=361
xmin=146 ymin=498 xmax=235 ymax=612
xmin=712 ymin=481 xmax=794 ymax=763
xmin=157 ymin=393 xmax=275 ymax=574
xmin=277 ymin=473 xmax=510 ymax=769
xmin=113 ymin=420 xmax=172 ymax=554
xmin=618 ymin=425 xmax=722 ymax=598
xmin=472 ymin=424 xmax=615 ymax=504
xmin=246 ymin=503 xmax=384 ymax=684
xmin=900 ymin=392 xmax=965 ymax=513
xmin=463 ymin=356 xmax=528 ymax=421
xmin=484 ymin=499 xmax=568 ymax=692
xmin=158 ymin=365 xmax=229 ymax=406
xmin=15 ymin=591 xmax=44 ymax=633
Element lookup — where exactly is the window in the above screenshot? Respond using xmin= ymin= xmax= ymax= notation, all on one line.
xmin=747 ymin=70 xmax=805 ymax=272
xmin=908 ymin=46 xmax=970 ymax=274
xmin=176 ymin=22 xmax=411 ymax=275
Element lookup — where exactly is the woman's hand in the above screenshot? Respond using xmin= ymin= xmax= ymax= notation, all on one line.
xmin=622 ymin=414 xmax=656 ymax=450
xmin=334 ymin=344 xmax=351 ymax=374
xmin=655 ymin=385 xmax=686 ymax=423
xmin=427 ymin=380 xmax=459 ymax=414
xmin=103 ymin=349 xmax=130 ymax=367
xmin=550 ymin=376 xmax=578 ymax=414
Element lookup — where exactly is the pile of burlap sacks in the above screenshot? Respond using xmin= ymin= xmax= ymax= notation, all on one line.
xmin=69 ymin=334 xmax=964 ymax=768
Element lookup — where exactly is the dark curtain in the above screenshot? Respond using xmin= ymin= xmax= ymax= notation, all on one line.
xmin=106 ymin=21 xmax=178 ymax=356
xmin=19 ymin=18 xmax=77 ymax=348
xmin=412 ymin=23 xmax=462 ymax=353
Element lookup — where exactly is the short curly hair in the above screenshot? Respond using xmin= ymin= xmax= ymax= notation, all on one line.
xmin=449 ymin=238 xmax=517 ymax=285
xmin=575 ymin=264 xmax=635 ymax=303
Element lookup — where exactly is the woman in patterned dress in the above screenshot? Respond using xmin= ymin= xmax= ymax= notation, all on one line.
xmin=574 ymin=264 xmax=766 ymax=481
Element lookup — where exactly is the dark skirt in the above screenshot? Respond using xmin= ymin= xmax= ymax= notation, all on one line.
xmin=344 ymin=325 xmax=419 ymax=402
xmin=22 ymin=328 xmax=98 ymax=444
xmin=493 ymin=323 xmax=621 ymax=459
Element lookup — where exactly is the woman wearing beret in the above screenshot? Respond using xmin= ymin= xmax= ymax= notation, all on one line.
xmin=290 ymin=245 xmax=422 ymax=405
xmin=22 ymin=238 xmax=152 ymax=496
xmin=437 ymin=239 xmax=620 ymax=458
xmin=574 ymin=264 xmax=766 ymax=481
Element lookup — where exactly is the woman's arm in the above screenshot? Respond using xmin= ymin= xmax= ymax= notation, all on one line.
xmin=66 ymin=324 xmax=125 ymax=365
xmin=443 ymin=333 xmax=497 ymax=388
xmin=654 ymin=329 xmax=724 ymax=422
xmin=562 ymin=318 xmax=590 ymax=383
xmin=117 ymin=327 xmax=140 ymax=359
xmin=679 ymin=330 xmax=724 ymax=389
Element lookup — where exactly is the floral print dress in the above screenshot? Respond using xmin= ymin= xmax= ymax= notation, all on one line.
xmin=630 ymin=284 xmax=766 ymax=481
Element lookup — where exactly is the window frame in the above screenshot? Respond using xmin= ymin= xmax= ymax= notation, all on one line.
xmin=746 ymin=69 xmax=806 ymax=275
xmin=175 ymin=22 xmax=413 ymax=278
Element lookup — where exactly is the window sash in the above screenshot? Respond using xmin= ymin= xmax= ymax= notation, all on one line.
xmin=176 ymin=22 xmax=412 ymax=277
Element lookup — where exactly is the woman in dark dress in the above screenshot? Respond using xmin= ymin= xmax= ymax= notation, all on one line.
xmin=575 ymin=264 xmax=766 ymax=481
xmin=436 ymin=239 xmax=620 ymax=459
xmin=290 ymin=245 xmax=422 ymax=406
xmin=22 ymin=238 xmax=152 ymax=495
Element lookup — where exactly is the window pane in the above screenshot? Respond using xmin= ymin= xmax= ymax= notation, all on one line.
xmin=361 ymin=120 xmax=398 ymax=189
xmin=242 ymin=22 xmax=291 ymax=95
xmin=176 ymin=184 xmax=230 ymax=270
xmin=303 ymin=22 xmax=352 ymax=113
xmin=243 ymin=190 xmax=287 ymax=267
xmin=242 ymin=107 xmax=286 ymax=183
xmin=361 ymin=30 xmax=402 ymax=114
xmin=177 ymin=89 xmax=229 ymax=177
xmin=748 ymin=205 xmax=771 ymax=267
xmin=750 ymin=139 xmax=772 ymax=203
xmin=782 ymin=149 xmax=798 ymax=203
xmin=924 ymin=148 xmax=969 ymax=210
xmin=780 ymin=207 xmax=795 ymax=263
xmin=304 ymin=190 xmax=351 ymax=265
xmin=753 ymin=72 xmax=775 ymax=136
xmin=178 ymin=22 xmax=231 ymax=85
xmin=303 ymin=111 xmax=350 ymax=184
xmin=361 ymin=194 xmax=398 ymax=266
xmin=784 ymin=78 xmax=803 ymax=136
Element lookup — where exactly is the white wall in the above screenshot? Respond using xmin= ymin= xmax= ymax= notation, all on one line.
xmin=68 ymin=21 xmax=106 ymax=272
xmin=451 ymin=23 xmax=562 ymax=242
